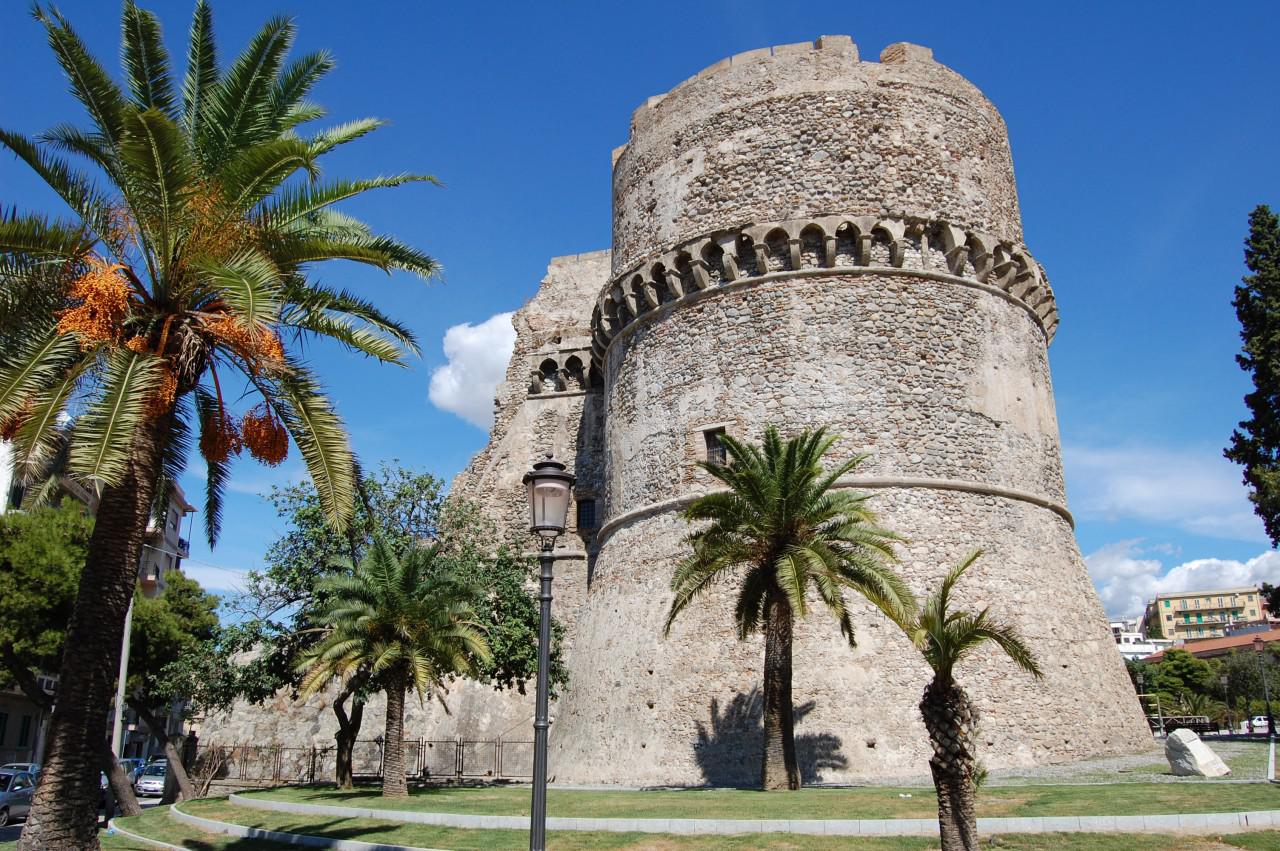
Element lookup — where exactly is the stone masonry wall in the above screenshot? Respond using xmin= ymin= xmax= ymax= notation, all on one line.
xmin=611 ymin=38 xmax=1022 ymax=274
xmin=202 ymin=37 xmax=1151 ymax=784
xmin=554 ymin=35 xmax=1150 ymax=784
xmin=201 ymin=253 xmax=610 ymax=753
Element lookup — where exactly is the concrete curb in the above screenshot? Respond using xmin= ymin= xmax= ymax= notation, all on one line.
xmin=227 ymin=792 xmax=1280 ymax=836
xmin=107 ymin=813 xmax=187 ymax=850
xmin=170 ymin=800 xmax=448 ymax=850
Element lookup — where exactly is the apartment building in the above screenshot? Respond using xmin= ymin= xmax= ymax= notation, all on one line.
xmin=139 ymin=484 xmax=195 ymax=598
xmin=1143 ymin=586 xmax=1264 ymax=641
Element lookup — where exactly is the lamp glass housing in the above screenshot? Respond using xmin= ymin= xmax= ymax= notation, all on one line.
xmin=1255 ymin=636 xmax=1266 ymax=654
xmin=523 ymin=455 xmax=576 ymax=539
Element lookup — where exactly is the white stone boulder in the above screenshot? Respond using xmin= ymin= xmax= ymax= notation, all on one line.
xmin=1165 ymin=729 xmax=1231 ymax=777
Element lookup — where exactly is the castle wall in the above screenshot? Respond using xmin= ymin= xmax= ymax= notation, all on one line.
xmin=558 ymin=37 xmax=1150 ymax=784
xmin=202 ymin=38 xmax=1151 ymax=785
xmin=201 ymin=253 xmax=610 ymax=751
xmin=611 ymin=38 xmax=1022 ymax=274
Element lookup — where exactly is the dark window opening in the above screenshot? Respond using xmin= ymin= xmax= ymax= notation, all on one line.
xmin=576 ymin=499 xmax=597 ymax=530
xmin=704 ymin=428 xmax=727 ymax=465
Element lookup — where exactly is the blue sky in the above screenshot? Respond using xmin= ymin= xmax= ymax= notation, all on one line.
xmin=2 ymin=0 xmax=1278 ymax=619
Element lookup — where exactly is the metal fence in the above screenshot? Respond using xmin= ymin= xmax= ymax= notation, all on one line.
xmin=194 ymin=738 xmax=535 ymax=787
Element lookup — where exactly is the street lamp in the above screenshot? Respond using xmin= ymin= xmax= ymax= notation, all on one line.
xmin=523 ymin=453 xmax=575 ymax=851
xmin=1220 ymin=674 xmax=1232 ymax=734
xmin=1253 ymin=636 xmax=1275 ymax=738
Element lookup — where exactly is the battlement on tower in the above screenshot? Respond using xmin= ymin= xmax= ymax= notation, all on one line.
xmin=626 ymin=36 xmax=960 ymax=133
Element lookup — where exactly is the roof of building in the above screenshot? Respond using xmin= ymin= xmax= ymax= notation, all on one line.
xmin=1141 ymin=628 xmax=1280 ymax=662
xmin=1150 ymin=586 xmax=1259 ymax=601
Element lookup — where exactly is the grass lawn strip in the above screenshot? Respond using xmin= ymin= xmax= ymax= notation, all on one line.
xmin=111 ymin=804 xmax=303 ymax=850
xmin=244 ymin=782 xmax=1280 ymax=820
xmin=171 ymin=799 xmax=1280 ymax=850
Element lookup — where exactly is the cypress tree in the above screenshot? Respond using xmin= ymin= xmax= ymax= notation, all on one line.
xmin=1226 ymin=205 xmax=1280 ymax=545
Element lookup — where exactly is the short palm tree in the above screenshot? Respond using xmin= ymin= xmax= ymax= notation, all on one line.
xmin=664 ymin=425 xmax=913 ymax=790
xmin=299 ymin=540 xmax=491 ymax=798
xmin=4 ymin=6 xmax=436 ymax=846
xmin=897 ymin=550 xmax=1042 ymax=851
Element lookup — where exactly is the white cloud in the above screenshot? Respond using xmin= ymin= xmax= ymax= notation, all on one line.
xmin=1064 ymin=444 xmax=1265 ymax=542
xmin=1085 ymin=540 xmax=1280 ymax=619
xmin=428 ymin=312 xmax=516 ymax=430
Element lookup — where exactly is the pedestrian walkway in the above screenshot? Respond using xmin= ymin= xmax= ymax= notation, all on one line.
xmin=225 ymin=793 xmax=1280 ymax=838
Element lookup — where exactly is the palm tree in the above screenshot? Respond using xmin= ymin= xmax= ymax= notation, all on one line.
xmin=3 ymin=5 xmax=437 ymax=846
xmin=896 ymin=550 xmax=1042 ymax=851
xmin=298 ymin=540 xmax=491 ymax=798
xmin=663 ymin=425 xmax=913 ymax=790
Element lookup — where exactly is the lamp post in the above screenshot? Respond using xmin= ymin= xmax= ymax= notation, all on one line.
xmin=523 ymin=453 xmax=575 ymax=851
xmin=1253 ymin=636 xmax=1275 ymax=738
xmin=1220 ymin=674 xmax=1232 ymax=734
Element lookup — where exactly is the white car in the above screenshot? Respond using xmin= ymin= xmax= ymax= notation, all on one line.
xmin=1251 ymin=715 xmax=1272 ymax=730
xmin=133 ymin=763 xmax=167 ymax=797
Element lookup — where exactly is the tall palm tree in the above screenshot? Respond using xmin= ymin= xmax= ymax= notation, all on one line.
xmin=3 ymin=5 xmax=437 ymax=846
xmin=663 ymin=425 xmax=913 ymax=790
xmin=896 ymin=550 xmax=1042 ymax=851
xmin=298 ymin=540 xmax=491 ymax=798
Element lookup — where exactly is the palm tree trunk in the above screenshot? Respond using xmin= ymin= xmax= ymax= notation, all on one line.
xmin=381 ymin=671 xmax=408 ymax=798
xmin=334 ymin=685 xmax=364 ymax=790
xmin=761 ymin=587 xmax=799 ymax=791
xmin=920 ymin=678 xmax=980 ymax=851
xmin=17 ymin=424 xmax=163 ymax=851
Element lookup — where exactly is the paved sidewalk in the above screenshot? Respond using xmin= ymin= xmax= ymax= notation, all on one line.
xmin=227 ymin=792 xmax=1280 ymax=838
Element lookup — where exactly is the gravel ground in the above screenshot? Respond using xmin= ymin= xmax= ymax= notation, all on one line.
xmin=985 ymin=738 xmax=1271 ymax=786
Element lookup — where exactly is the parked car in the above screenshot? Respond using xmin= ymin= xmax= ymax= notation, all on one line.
xmin=0 ymin=763 xmax=39 ymax=777
xmin=117 ymin=758 xmax=145 ymax=781
xmin=134 ymin=762 xmax=167 ymax=797
xmin=1251 ymin=715 xmax=1272 ymax=731
xmin=0 ymin=770 xmax=36 ymax=827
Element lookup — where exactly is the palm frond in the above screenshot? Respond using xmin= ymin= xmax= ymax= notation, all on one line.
xmin=198 ymin=14 xmax=294 ymax=170
xmin=0 ymin=129 xmax=111 ymax=239
xmin=271 ymin=366 xmax=354 ymax=531
xmin=180 ymin=0 xmax=218 ymax=134
xmin=32 ymin=5 xmax=127 ymax=149
xmin=0 ymin=328 xmax=83 ymax=424
xmin=195 ymin=248 xmax=282 ymax=326
xmin=68 ymin=347 xmax=164 ymax=486
xmin=122 ymin=1 xmax=177 ymax=117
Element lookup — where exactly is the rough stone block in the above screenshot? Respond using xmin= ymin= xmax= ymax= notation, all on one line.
xmin=1165 ymin=728 xmax=1231 ymax=777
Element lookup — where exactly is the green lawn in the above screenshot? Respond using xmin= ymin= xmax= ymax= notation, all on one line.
xmin=1 ymin=801 xmax=1279 ymax=850
xmin=243 ymin=780 xmax=1280 ymax=820
xmin=176 ymin=798 xmax=1280 ymax=850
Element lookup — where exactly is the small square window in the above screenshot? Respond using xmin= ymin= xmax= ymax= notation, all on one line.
xmin=576 ymin=499 xmax=597 ymax=530
xmin=704 ymin=428 xmax=727 ymax=465
xmin=1164 ymin=600 xmax=1171 ymax=608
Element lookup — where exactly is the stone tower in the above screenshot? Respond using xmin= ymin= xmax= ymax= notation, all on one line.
xmin=199 ymin=36 xmax=1151 ymax=782
xmin=538 ymin=37 xmax=1150 ymax=784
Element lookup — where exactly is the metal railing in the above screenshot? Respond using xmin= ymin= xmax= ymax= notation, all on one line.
xmin=194 ymin=737 xmax=536 ymax=787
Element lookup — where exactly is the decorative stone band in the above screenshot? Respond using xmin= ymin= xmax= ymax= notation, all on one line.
xmin=595 ymin=475 xmax=1073 ymax=549
xmin=589 ymin=215 xmax=1057 ymax=369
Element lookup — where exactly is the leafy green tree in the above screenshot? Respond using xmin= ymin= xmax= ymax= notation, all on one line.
xmin=127 ymin=572 xmax=218 ymax=802
xmin=1227 ymin=205 xmax=1280 ymax=544
xmin=201 ymin=464 xmax=564 ymax=788
xmin=298 ymin=540 xmax=491 ymax=798
xmin=0 ymin=500 xmax=88 ymax=698
xmin=663 ymin=426 xmax=913 ymax=791
xmin=893 ymin=551 xmax=1042 ymax=851
xmin=1 ymin=4 xmax=438 ymax=845
xmin=0 ymin=500 xmax=143 ymax=815
xmin=1260 ymin=583 xmax=1280 ymax=618
xmin=1150 ymin=648 xmax=1218 ymax=701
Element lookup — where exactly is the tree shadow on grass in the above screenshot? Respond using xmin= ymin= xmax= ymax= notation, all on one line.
xmin=692 ymin=687 xmax=847 ymax=787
